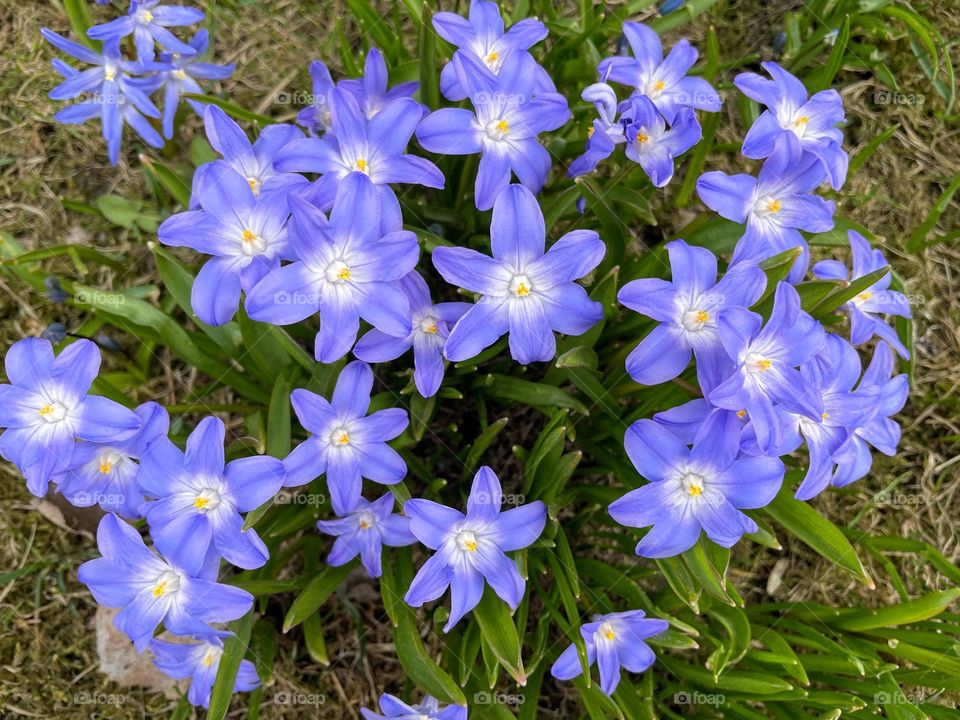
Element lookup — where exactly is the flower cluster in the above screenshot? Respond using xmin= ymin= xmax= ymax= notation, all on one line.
xmin=570 ymin=21 xmax=720 ymax=186
xmin=24 ymin=3 xmax=919 ymax=713
xmin=43 ymin=1 xmax=233 ymax=164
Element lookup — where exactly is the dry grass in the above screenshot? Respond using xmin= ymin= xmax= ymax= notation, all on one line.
xmin=0 ymin=0 xmax=958 ymax=717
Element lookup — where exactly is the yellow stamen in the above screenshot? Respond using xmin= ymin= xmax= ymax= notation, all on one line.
xmin=104 ymin=67 xmax=117 ymax=82
xmin=246 ymin=177 xmax=259 ymax=193
xmin=38 ymin=404 xmax=54 ymax=417
xmin=423 ymin=322 xmax=438 ymax=334
xmin=756 ymin=359 xmax=772 ymax=372
xmin=495 ymin=119 xmax=509 ymax=135
xmin=194 ymin=496 xmax=209 ymax=510
xmin=99 ymin=460 xmax=113 ymax=474
xmin=242 ymin=229 xmax=257 ymax=243
xmin=358 ymin=519 xmax=371 ymax=529
xmin=486 ymin=51 xmax=499 ymax=64
xmin=821 ymin=412 xmax=830 ymax=421
xmin=338 ymin=267 xmax=351 ymax=281
xmin=587 ymin=125 xmax=595 ymax=138
xmin=604 ymin=629 xmax=616 ymax=640
xmin=153 ymin=581 xmax=167 ymax=598
xmin=141 ymin=10 xmax=154 ymax=22
xmin=767 ymin=199 xmax=782 ymax=214
xmin=464 ymin=540 xmax=477 ymax=552
xmin=688 ymin=484 xmax=703 ymax=497
xmin=514 ymin=282 xmax=530 ymax=297
xmin=636 ymin=132 xmax=649 ymax=144
xmin=202 ymin=652 xmax=215 ymax=667
xmin=694 ymin=310 xmax=709 ymax=324
xmin=355 ymin=158 xmax=368 ymax=173
xmin=653 ymin=80 xmax=665 ymax=91
xmin=857 ymin=291 xmax=872 ymax=303
xmin=736 ymin=409 xmax=747 ymax=419
xmin=172 ymin=69 xmax=187 ymax=80
xmin=336 ymin=432 xmax=350 ymax=446
xmin=795 ymin=116 xmax=809 ymax=126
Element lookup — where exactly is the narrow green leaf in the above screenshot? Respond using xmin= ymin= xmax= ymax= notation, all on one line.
xmin=208 ymin=610 xmax=255 ymax=720
xmin=282 ymin=564 xmax=353 ymax=632
xmin=835 ymin=589 xmax=960 ymax=631
xmin=473 ymin=588 xmax=526 ymax=685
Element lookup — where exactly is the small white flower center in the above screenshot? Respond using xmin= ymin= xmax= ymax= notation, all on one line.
xmin=172 ymin=68 xmax=188 ymax=81
xmin=201 ymin=647 xmax=221 ymax=667
xmin=240 ymin=228 xmax=266 ymax=256
xmin=753 ymin=195 xmax=783 ymax=218
xmin=329 ymin=426 xmax=351 ymax=447
xmin=103 ymin=64 xmax=118 ymax=82
xmin=455 ymin=530 xmax=479 ymax=553
xmin=137 ymin=8 xmax=154 ymax=23
xmin=789 ymin=113 xmax=810 ymax=138
xmin=681 ymin=309 xmax=710 ymax=332
xmin=357 ymin=510 xmax=375 ymax=530
xmin=97 ymin=449 xmax=125 ymax=475
xmin=38 ymin=401 xmax=67 ymax=424
xmin=354 ymin=157 xmax=369 ymax=174
xmin=325 ymin=260 xmax=351 ymax=283
xmin=745 ymin=353 xmax=773 ymax=374
xmin=681 ymin=472 xmax=705 ymax=498
xmin=483 ymin=49 xmax=502 ymax=72
xmin=246 ymin=176 xmax=261 ymax=195
xmin=418 ymin=317 xmax=439 ymax=335
xmin=152 ymin=570 xmax=180 ymax=598
xmin=485 ymin=118 xmax=510 ymax=141
xmin=645 ymin=79 xmax=667 ymax=98
xmin=193 ymin=487 xmax=222 ymax=512
xmin=509 ymin=274 xmax=533 ymax=298
xmin=598 ymin=620 xmax=618 ymax=641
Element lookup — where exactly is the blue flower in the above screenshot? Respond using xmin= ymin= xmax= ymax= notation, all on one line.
xmin=416 ymin=51 xmax=570 ymax=210
xmin=404 ymin=466 xmax=546 ymax=632
xmin=782 ymin=334 xmax=877 ymax=500
xmin=620 ymin=96 xmax=702 ymax=187
xmin=433 ymin=184 xmax=605 ymax=364
xmin=0 ymin=338 xmax=141 ymax=496
xmin=78 ymin=514 xmax=254 ymax=652
xmin=609 ymin=412 xmax=784 ymax=557
xmin=190 ymin=105 xmax=307 ymax=207
xmin=831 ymin=342 xmax=908 ymax=488
xmin=155 ymin=30 xmax=234 ymax=139
xmin=316 ymin=493 xmax=416 ymax=577
xmin=617 ymin=239 xmax=766 ymax=393
xmin=813 ymin=230 xmax=911 ymax=358
xmin=734 ymin=61 xmax=847 ymax=190
xmin=362 ymin=693 xmax=466 ymax=720
xmin=158 ymin=159 xmax=293 ymax=326
xmin=568 ymin=82 xmax=628 ymax=178
xmin=353 ymin=272 xmax=471 ymax=397
xmin=57 ymin=401 xmax=169 ymax=519
xmin=139 ymin=417 xmax=285 ymax=574
xmin=551 ymin=610 xmax=668 ymax=695
xmin=340 ymin=47 xmax=421 ymax=119
xmin=275 ymin=88 xmax=442 ymax=206
xmin=598 ymin=22 xmax=722 ymax=123
xmin=43 ymin=31 xmax=164 ymax=164
xmin=88 ymin=0 xmax=205 ymax=63
xmin=283 ymin=361 xmax=409 ymax=515
xmin=708 ymin=283 xmax=825 ymax=453
xmin=697 ymin=139 xmax=835 ymax=281
xmin=431 ymin=0 xmax=553 ymax=102
xmin=297 ymin=60 xmax=336 ymax=135
xmin=244 ymin=173 xmax=419 ymax=363
xmin=150 ymin=636 xmax=260 ymax=708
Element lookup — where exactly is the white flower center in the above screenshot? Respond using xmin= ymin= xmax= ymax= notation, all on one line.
xmin=97 ymin=449 xmax=125 ymax=475
xmin=137 ymin=8 xmax=154 ymax=23
xmin=329 ymin=426 xmax=351 ymax=446
xmin=789 ymin=113 xmax=810 ymax=138
xmin=152 ymin=570 xmax=180 ymax=598
xmin=325 ymin=260 xmax=351 ymax=283
xmin=680 ymin=472 xmax=705 ymax=498
xmin=681 ymin=309 xmax=710 ymax=332
xmin=483 ymin=49 xmax=502 ymax=72
xmin=485 ymin=118 xmax=510 ymax=141
xmin=172 ymin=68 xmax=188 ymax=81
xmin=745 ymin=353 xmax=773 ymax=374
xmin=240 ymin=228 xmax=266 ymax=256
xmin=103 ymin=64 xmax=118 ymax=82
xmin=192 ymin=487 xmax=222 ymax=512
xmin=418 ymin=316 xmax=439 ymax=335
xmin=753 ymin=195 xmax=783 ymax=218
xmin=598 ymin=620 xmax=618 ymax=641
xmin=357 ymin=510 xmax=375 ymax=530
xmin=455 ymin=530 xmax=479 ymax=553
xmin=246 ymin=176 xmax=261 ymax=195
xmin=201 ymin=647 xmax=221 ymax=667
xmin=509 ymin=274 xmax=533 ymax=298
xmin=645 ymin=79 xmax=667 ymax=98
xmin=37 ymin=401 xmax=67 ymax=424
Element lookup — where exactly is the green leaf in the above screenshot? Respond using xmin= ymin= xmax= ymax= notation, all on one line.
xmin=418 ymin=3 xmax=439 ymax=109
xmin=463 ymin=416 xmax=508 ymax=478
xmin=181 ymin=93 xmax=273 ymax=125
xmin=907 ymin=171 xmax=960 ymax=252
xmin=282 ymin=564 xmax=353 ymax=632
xmin=473 ymin=588 xmax=527 ymax=685
xmin=848 ymin=123 xmax=900 ymax=175
xmin=140 ymin=155 xmax=191 ymax=207
xmin=63 ymin=0 xmax=98 ymax=49
xmin=834 ymin=589 xmax=960 ymax=631
xmin=482 ymin=374 xmax=589 ymax=415
xmin=764 ymin=483 xmax=873 ymax=587
xmin=808 ymin=15 xmax=849 ymax=91
xmin=208 ymin=610 xmax=255 ymax=720
xmin=682 ymin=540 xmax=736 ymax=607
